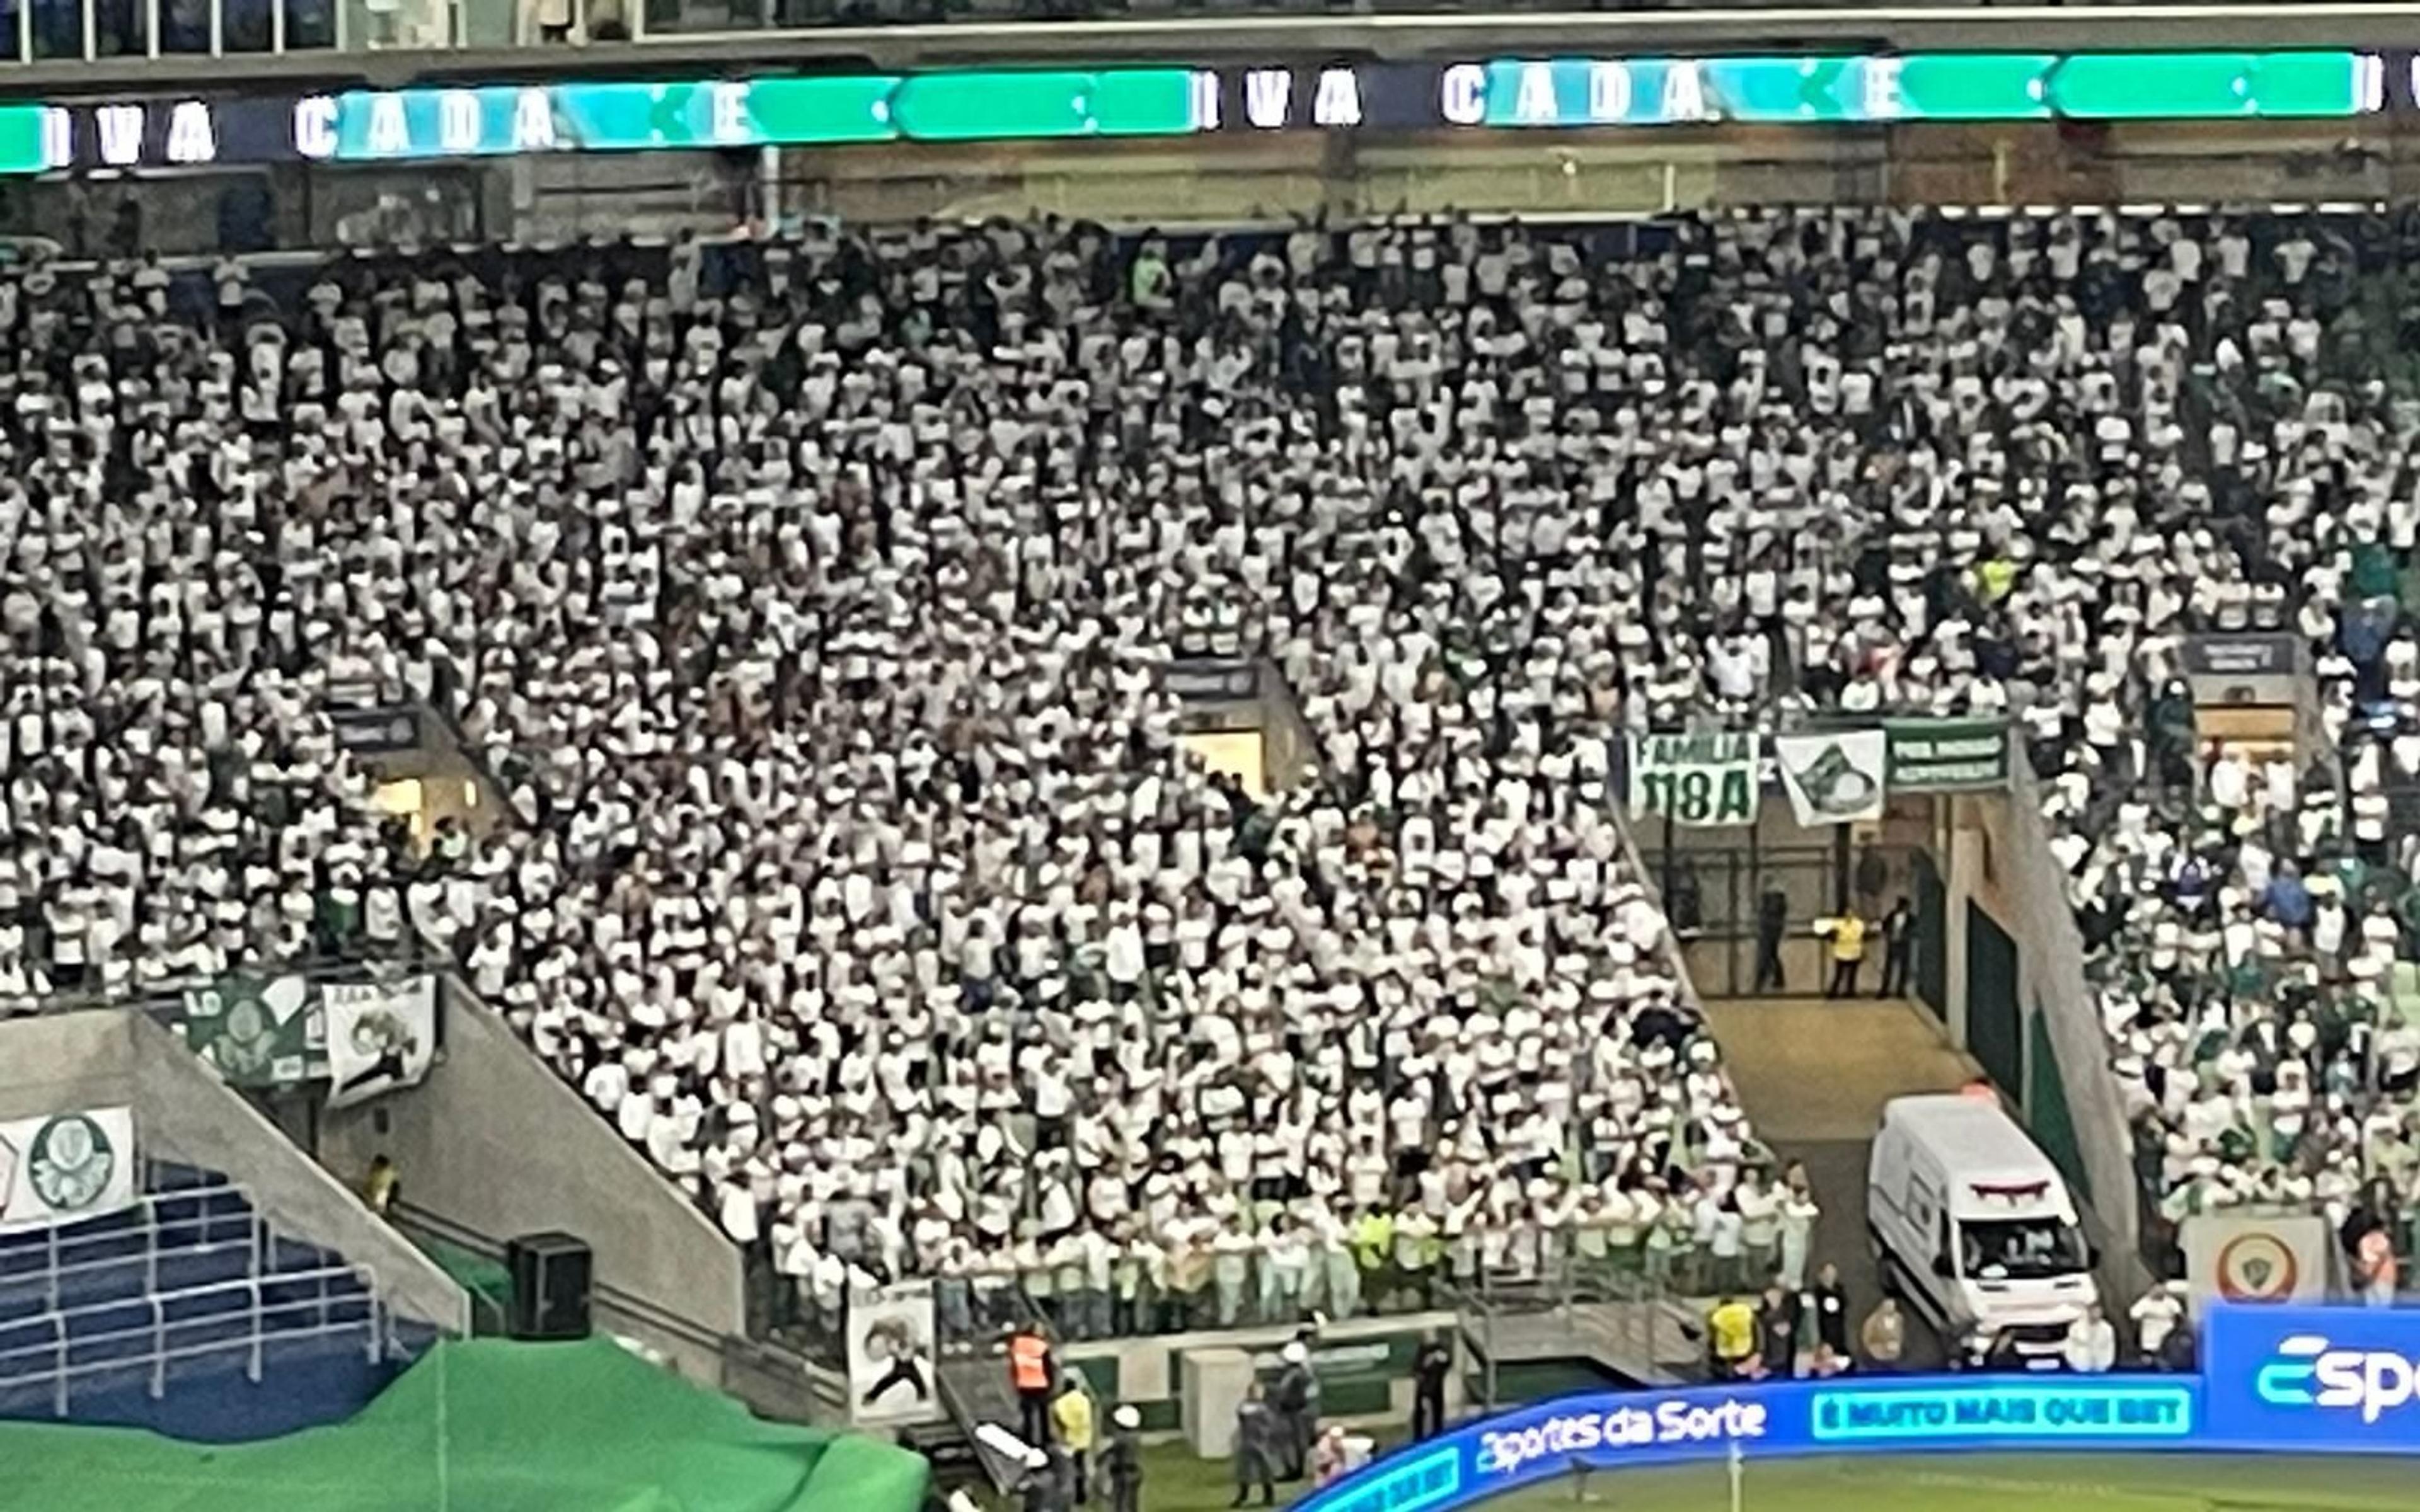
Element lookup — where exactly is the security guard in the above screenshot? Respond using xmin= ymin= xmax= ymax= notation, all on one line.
xmin=1101 ymin=1404 xmax=1144 ymax=1512
xmin=1006 ymin=1322 xmax=1056 ymax=1450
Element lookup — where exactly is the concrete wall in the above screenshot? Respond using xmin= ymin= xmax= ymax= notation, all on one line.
xmin=393 ymin=1200 xmax=756 ymax=1391
xmin=1254 ymin=658 xmax=1321 ymax=793
xmin=122 ymin=1012 xmax=472 ymax=1332
xmin=0 ymin=1009 xmax=471 ymax=1334
xmin=1940 ymin=767 xmax=2148 ymax=1304
xmin=1061 ymin=1310 xmax=1461 ymax=1440
xmin=0 ymin=1008 xmax=142 ymax=1120
xmin=317 ymin=979 xmax=747 ymax=1347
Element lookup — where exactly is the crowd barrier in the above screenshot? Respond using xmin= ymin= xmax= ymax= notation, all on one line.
xmin=1293 ymin=1305 xmax=2420 ymax=1512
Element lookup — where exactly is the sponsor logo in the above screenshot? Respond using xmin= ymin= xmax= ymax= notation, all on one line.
xmin=2213 ymin=1232 xmax=2300 ymax=1302
xmin=2254 ymin=1334 xmax=2420 ymax=1423
xmin=1474 ymin=1398 xmax=1768 ymax=1477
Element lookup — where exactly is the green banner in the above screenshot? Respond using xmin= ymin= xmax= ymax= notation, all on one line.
xmin=178 ymin=973 xmax=327 ymax=1088
xmin=1884 ymin=719 xmax=2012 ymax=793
xmin=1628 ymin=730 xmax=1761 ymax=827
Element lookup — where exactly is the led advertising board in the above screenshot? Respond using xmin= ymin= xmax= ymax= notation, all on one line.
xmin=2 ymin=49 xmax=2405 ymax=175
xmin=1292 ymin=1307 xmax=2420 ymax=1512
xmin=1288 ymin=1378 xmax=2198 ymax=1512
xmin=2203 ymin=1304 xmax=2420 ymax=1448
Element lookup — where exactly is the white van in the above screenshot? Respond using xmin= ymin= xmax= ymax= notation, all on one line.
xmin=1867 ymin=1094 xmax=2099 ymax=1365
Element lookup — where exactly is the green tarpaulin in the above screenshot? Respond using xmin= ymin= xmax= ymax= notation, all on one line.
xmin=0 ymin=1337 xmax=927 ymax=1512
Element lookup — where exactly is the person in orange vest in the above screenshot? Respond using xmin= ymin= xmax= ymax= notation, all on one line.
xmin=1006 ymin=1320 xmax=1057 ymax=1450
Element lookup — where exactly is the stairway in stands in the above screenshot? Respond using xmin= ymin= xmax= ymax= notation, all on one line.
xmin=935 ymin=1348 xmax=1034 ymax=1491
xmin=0 ymin=1162 xmax=427 ymax=1439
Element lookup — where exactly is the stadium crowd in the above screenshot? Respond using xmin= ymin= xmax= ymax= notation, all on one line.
xmin=4 ymin=202 xmax=2420 ymax=1336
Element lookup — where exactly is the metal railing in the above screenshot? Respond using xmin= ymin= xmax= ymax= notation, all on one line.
xmin=0 ymin=1183 xmax=265 ymax=1315
xmin=0 ymin=1263 xmax=386 ymax=1418
xmin=1446 ymin=1260 xmax=1709 ymax=1410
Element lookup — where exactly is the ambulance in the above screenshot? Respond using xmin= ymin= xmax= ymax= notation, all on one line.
xmin=1867 ymin=1093 xmax=2099 ymax=1366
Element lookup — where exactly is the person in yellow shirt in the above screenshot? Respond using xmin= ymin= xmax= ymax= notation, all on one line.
xmin=1708 ymin=1295 xmax=1760 ymax=1380
xmin=1351 ymin=1206 xmax=1395 ymax=1303
xmin=360 ymin=1154 xmax=400 ymax=1217
xmin=1052 ymin=1370 xmax=1096 ymax=1504
xmin=1972 ymin=557 xmax=2016 ymax=605
xmin=1815 ymin=910 xmax=1867 ymax=999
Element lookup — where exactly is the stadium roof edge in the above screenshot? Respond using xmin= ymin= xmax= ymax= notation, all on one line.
xmin=3 ymin=6 xmax=2420 ymax=98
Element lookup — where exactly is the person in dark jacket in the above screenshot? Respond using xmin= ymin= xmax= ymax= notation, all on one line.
xmin=1232 ymin=1383 xmax=1279 ymax=1507
xmin=1753 ymin=883 xmax=1789 ymax=992
xmin=1758 ymin=1280 xmax=1801 ymax=1379
xmin=1412 ymin=1332 xmax=1452 ymax=1440
xmin=1877 ymin=896 xmax=1916 ymax=998
xmin=1101 ymin=1404 xmax=1144 ymax=1512
xmin=1802 ymin=1262 xmax=1851 ymax=1358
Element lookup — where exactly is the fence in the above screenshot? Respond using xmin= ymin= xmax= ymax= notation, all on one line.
xmin=0 ymin=1181 xmax=263 ymax=1314
xmin=1447 ymin=1261 xmax=1710 ymax=1412
xmin=0 ymin=1263 xmax=386 ymax=1418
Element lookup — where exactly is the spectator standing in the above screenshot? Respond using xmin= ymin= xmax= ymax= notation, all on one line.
xmin=1803 ymin=1263 xmax=1850 ymax=1360
xmin=2355 ymin=1224 xmax=2399 ymax=1307
xmin=1860 ymin=1297 xmax=1904 ymax=1373
xmin=2345 ymin=1183 xmax=2402 ymax=1309
xmin=1877 ymin=897 xmax=1916 ymax=999
xmin=1758 ymin=1280 xmax=1802 ymax=1380
xmin=1736 ymin=1171 xmax=1782 ymax=1282
xmin=1708 ymin=1294 xmax=1758 ymax=1380
xmin=1707 ymin=1191 xmax=1746 ymax=1293
xmin=2063 ymin=1305 xmax=2118 ymax=1374
xmin=360 ymin=1154 xmax=400 ymax=1217
xmin=1753 ymin=886 xmax=1790 ymax=993
xmin=2129 ymin=1281 xmax=2187 ymax=1367
xmin=1777 ymin=1181 xmax=1820 ymax=1290
xmin=1854 ymin=847 xmax=1891 ymax=920
xmin=2157 ymin=1319 xmax=2198 ymax=1374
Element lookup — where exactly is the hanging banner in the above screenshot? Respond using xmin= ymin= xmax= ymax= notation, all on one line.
xmin=1628 ymin=730 xmax=1761 ymax=827
xmin=0 ymin=1106 xmax=138 ymax=1234
xmin=1775 ymin=730 xmax=1887 ymax=825
xmin=2182 ymin=1213 xmax=2332 ymax=1312
xmin=180 ymin=972 xmax=325 ymax=1089
xmin=323 ymin=975 xmax=440 ymax=1109
xmin=1884 ymin=719 xmax=2012 ymax=793
xmin=846 ymin=1281 xmax=943 ymax=1428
